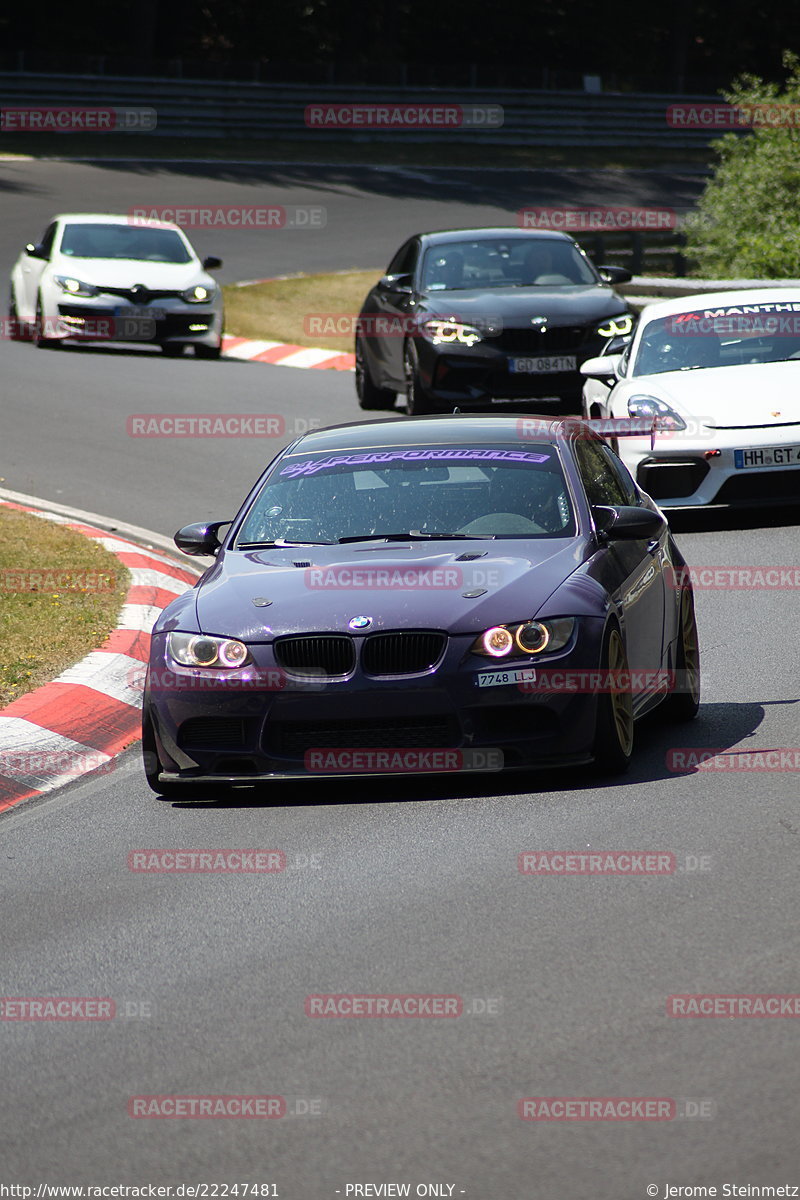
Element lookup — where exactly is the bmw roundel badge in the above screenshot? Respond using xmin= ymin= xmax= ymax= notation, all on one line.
xmin=349 ymin=615 xmax=372 ymax=630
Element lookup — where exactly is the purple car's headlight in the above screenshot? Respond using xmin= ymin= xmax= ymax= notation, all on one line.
xmin=167 ymin=631 xmax=250 ymax=669
xmin=471 ymin=618 xmax=575 ymax=658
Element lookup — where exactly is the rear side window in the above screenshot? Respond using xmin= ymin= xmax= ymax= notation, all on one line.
xmin=574 ymin=438 xmax=630 ymax=507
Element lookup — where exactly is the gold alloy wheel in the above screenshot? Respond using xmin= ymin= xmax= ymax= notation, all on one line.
xmin=608 ymin=628 xmax=634 ymax=757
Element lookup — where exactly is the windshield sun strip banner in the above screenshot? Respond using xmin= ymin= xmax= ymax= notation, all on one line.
xmin=278 ymin=448 xmax=552 ymax=478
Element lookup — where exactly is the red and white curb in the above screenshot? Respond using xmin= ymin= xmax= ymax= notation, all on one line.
xmin=222 ymin=334 xmax=354 ymax=371
xmin=0 ymin=500 xmax=198 ymax=814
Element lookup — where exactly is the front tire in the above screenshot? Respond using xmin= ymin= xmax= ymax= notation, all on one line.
xmin=592 ymin=625 xmax=634 ymax=774
xmin=160 ymin=343 xmax=185 ymax=357
xmin=663 ymin=588 xmax=700 ymax=721
xmin=194 ymin=342 xmax=222 ymax=360
xmin=355 ymin=335 xmax=396 ymax=410
xmin=142 ymin=707 xmax=189 ymax=799
xmin=404 ymin=341 xmax=437 ymax=415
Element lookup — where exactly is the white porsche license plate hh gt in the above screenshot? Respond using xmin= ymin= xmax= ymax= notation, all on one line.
xmin=734 ymin=445 xmax=800 ymax=469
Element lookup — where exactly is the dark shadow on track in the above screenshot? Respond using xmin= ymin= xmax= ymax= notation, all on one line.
xmin=158 ymin=698 xmax=772 ymax=809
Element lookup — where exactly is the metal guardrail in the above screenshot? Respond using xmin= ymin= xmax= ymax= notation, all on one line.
xmin=0 ymin=74 xmax=727 ymax=147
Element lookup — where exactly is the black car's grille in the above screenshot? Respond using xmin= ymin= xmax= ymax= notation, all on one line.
xmin=362 ymin=631 xmax=446 ymax=676
xmin=274 ymin=635 xmax=356 ymax=677
xmin=496 ymin=326 xmax=589 ymax=355
xmin=264 ymin=716 xmax=458 ymax=757
xmin=178 ymin=717 xmax=247 ymax=751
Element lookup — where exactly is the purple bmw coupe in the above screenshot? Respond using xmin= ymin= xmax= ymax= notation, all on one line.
xmin=142 ymin=414 xmax=699 ymax=797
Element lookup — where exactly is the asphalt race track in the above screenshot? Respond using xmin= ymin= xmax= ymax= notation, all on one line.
xmin=1 ymin=160 xmax=798 ymax=1198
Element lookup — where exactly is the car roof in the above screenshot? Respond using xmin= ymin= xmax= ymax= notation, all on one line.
xmin=415 ymin=227 xmax=578 ymax=246
xmin=282 ymin=413 xmax=586 ymax=455
xmin=637 ymin=287 xmax=800 ymax=322
xmin=51 ymin=213 xmax=181 ymax=231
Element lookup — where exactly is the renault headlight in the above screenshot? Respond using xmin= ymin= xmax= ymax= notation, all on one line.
xmin=182 ymin=284 xmax=215 ymax=304
xmin=53 ymin=275 xmax=99 ymax=297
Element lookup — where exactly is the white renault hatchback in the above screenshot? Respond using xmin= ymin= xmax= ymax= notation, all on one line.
xmin=580 ymin=288 xmax=800 ymax=508
xmin=9 ymin=212 xmax=224 ymax=358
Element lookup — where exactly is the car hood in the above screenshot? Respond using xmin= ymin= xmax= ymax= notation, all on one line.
xmin=617 ymin=360 xmax=800 ymax=428
xmin=419 ymin=285 xmax=626 ymax=326
xmin=48 ymin=256 xmax=209 ymax=289
xmin=192 ymin=539 xmax=589 ymax=641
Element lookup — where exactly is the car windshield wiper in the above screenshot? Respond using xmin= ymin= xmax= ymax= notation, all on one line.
xmin=237 ymin=538 xmax=335 ymax=548
xmin=337 ymin=531 xmax=491 ymax=543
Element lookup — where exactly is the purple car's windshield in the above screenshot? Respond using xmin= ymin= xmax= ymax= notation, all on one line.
xmin=633 ymin=307 xmax=800 ymax=374
xmin=236 ymin=446 xmax=576 ymax=544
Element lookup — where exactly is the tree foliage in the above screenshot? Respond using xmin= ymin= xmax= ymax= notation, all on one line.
xmin=687 ymin=51 xmax=800 ymax=277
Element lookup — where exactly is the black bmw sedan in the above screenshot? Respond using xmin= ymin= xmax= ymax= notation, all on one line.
xmin=355 ymin=228 xmax=633 ymax=416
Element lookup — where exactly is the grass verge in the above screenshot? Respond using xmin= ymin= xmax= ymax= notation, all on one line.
xmin=0 ymin=506 xmax=129 ymax=708
xmin=223 ymin=270 xmax=379 ymax=350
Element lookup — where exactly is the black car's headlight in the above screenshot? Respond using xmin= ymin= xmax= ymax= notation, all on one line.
xmin=627 ymin=393 xmax=686 ymax=432
xmin=53 ymin=275 xmax=99 ymax=297
xmin=471 ymin=617 xmax=575 ymax=658
xmin=167 ymin=631 xmax=250 ymax=668
xmin=181 ymin=284 xmax=216 ymax=304
xmin=596 ymin=314 xmax=634 ymax=338
xmin=420 ymin=318 xmax=484 ymax=347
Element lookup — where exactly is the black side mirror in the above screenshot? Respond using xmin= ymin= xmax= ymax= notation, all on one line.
xmin=378 ymin=272 xmax=413 ymax=294
xmin=598 ymin=265 xmax=633 ymax=284
xmin=593 ymin=505 xmax=665 ymax=541
xmin=25 ymin=243 xmax=48 ymax=260
xmin=174 ymin=520 xmax=231 ymax=556
xmin=202 ymin=256 xmax=222 ymax=270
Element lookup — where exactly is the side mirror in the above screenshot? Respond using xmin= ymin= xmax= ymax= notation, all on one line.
xmin=25 ymin=242 xmax=48 ymax=260
xmin=598 ymin=265 xmax=632 ymax=284
xmin=580 ymin=353 xmax=622 ymax=381
xmin=202 ymin=256 xmax=222 ymax=270
xmin=174 ymin=520 xmax=231 ymax=556
xmin=593 ymin=505 xmax=665 ymax=541
xmin=378 ymin=272 xmax=413 ymax=294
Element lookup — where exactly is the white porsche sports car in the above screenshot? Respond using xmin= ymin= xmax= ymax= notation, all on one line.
xmin=9 ymin=213 xmax=224 ymax=358
xmin=580 ymin=288 xmax=800 ymax=507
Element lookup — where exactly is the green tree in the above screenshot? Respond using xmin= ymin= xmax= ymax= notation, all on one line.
xmin=687 ymin=50 xmax=800 ymax=277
